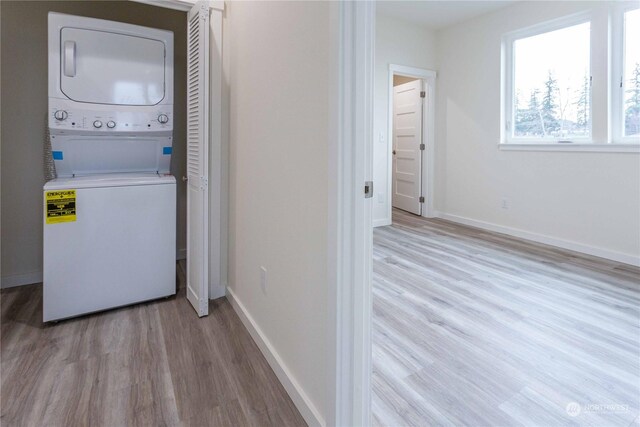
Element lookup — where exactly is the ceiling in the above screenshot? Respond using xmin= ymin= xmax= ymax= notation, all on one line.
xmin=377 ymin=1 xmax=517 ymax=30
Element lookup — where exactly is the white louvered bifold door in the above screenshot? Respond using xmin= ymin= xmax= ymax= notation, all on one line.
xmin=186 ymin=1 xmax=210 ymax=317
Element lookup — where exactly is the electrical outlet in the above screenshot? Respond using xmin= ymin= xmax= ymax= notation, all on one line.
xmin=378 ymin=132 xmax=385 ymax=143
xmin=260 ymin=266 xmax=267 ymax=294
xmin=501 ymin=198 xmax=510 ymax=210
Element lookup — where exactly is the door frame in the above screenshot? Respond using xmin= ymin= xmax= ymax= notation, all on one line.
xmin=327 ymin=1 xmax=375 ymax=426
xmin=388 ymin=64 xmax=437 ymax=220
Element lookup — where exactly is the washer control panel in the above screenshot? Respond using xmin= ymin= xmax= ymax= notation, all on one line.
xmin=49 ymin=104 xmax=173 ymax=133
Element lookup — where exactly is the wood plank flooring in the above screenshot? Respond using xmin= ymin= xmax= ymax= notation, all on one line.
xmin=372 ymin=209 xmax=640 ymax=427
xmin=0 ymin=261 xmax=306 ymax=427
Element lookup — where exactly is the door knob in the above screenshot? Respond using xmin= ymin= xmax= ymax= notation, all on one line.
xmin=182 ymin=176 xmax=188 ymax=182
xmin=393 ymin=150 xmax=396 ymax=155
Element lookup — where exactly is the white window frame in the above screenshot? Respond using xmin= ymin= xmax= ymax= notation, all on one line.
xmin=611 ymin=3 xmax=640 ymax=144
xmin=501 ymin=11 xmax=595 ymax=146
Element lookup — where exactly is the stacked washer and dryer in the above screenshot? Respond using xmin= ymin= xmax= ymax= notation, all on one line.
xmin=44 ymin=13 xmax=177 ymax=321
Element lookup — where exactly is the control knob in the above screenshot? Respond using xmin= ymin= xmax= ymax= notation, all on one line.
xmin=158 ymin=114 xmax=169 ymax=124
xmin=54 ymin=110 xmax=68 ymax=121
xmin=93 ymin=120 xmax=103 ymax=128
xmin=107 ymin=121 xmax=116 ymax=129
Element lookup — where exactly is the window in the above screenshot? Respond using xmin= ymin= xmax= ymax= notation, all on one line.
xmin=623 ymin=8 xmax=640 ymax=138
xmin=611 ymin=4 xmax=640 ymax=144
xmin=503 ymin=16 xmax=592 ymax=144
xmin=512 ymin=22 xmax=591 ymax=140
xmin=502 ymin=6 xmax=640 ymax=150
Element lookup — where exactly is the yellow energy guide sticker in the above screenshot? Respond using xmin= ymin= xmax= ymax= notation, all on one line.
xmin=45 ymin=190 xmax=76 ymax=224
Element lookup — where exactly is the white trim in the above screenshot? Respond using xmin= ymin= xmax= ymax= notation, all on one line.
xmin=209 ymin=0 xmax=224 ymax=12
xmin=129 ymin=0 xmax=195 ymax=12
xmin=436 ymin=212 xmax=640 ymax=267
xmin=208 ymin=5 xmax=226 ymax=301
xmin=226 ymin=288 xmax=324 ymax=427
xmin=373 ymin=218 xmax=392 ymax=228
xmin=611 ymin=2 xmax=624 ymax=144
xmin=327 ymin=1 xmax=375 ymax=426
xmin=209 ymin=286 xmax=225 ymax=300
xmin=505 ymin=10 xmax=594 ymax=41
xmin=387 ymin=65 xmax=437 ymax=220
xmin=1 ymin=272 xmax=43 ymax=289
xmin=389 ymin=64 xmax=436 ymax=80
xmin=498 ymin=143 xmax=640 ymax=152
xmin=130 ymin=0 xmax=224 ymax=12
xmin=611 ymin=4 xmax=640 ymax=144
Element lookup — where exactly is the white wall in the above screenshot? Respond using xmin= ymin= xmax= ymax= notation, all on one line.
xmin=435 ymin=1 xmax=640 ymax=264
xmin=374 ymin=13 xmax=437 ymax=226
xmin=225 ymin=1 xmax=329 ymax=424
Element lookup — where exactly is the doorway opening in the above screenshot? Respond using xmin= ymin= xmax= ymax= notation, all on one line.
xmin=387 ymin=65 xmax=436 ymax=221
xmin=391 ymin=75 xmax=423 ymax=215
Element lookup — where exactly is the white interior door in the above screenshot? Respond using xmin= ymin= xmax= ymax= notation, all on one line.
xmin=186 ymin=1 xmax=210 ymax=317
xmin=392 ymin=79 xmax=423 ymax=215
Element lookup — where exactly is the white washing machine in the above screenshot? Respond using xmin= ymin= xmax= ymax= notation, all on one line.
xmin=44 ymin=13 xmax=176 ymax=321
xmin=43 ymin=174 xmax=176 ymax=321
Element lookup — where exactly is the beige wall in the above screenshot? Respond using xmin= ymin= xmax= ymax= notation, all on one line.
xmin=0 ymin=1 xmax=187 ymax=286
xmin=226 ymin=1 xmax=330 ymax=423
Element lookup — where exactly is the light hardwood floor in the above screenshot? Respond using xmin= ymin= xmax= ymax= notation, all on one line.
xmin=372 ymin=209 xmax=640 ymax=427
xmin=0 ymin=262 xmax=306 ymax=427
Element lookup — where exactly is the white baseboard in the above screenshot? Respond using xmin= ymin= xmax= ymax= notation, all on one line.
xmin=1 ymin=271 xmax=42 ymax=289
xmin=226 ymin=287 xmax=325 ymax=427
xmin=436 ymin=212 xmax=640 ymax=267
xmin=373 ymin=217 xmax=392 ymax=227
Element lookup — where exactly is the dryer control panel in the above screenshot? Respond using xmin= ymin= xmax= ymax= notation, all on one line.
xmin=47 ymin=13 xmax=174 ymax=177
xmin=49 ymin=103 xmax=172 ymax=133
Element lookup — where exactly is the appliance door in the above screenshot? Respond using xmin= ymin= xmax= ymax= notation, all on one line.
xmin=60 ymin=28 xmax=165 ymax=106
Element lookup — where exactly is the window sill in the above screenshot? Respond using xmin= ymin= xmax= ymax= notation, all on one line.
xmin=498 ymin=143 xmax=640 ymax=153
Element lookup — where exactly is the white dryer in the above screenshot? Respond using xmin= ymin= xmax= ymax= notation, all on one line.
xmin=44 ymin=13 xmax=176 ymax=321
